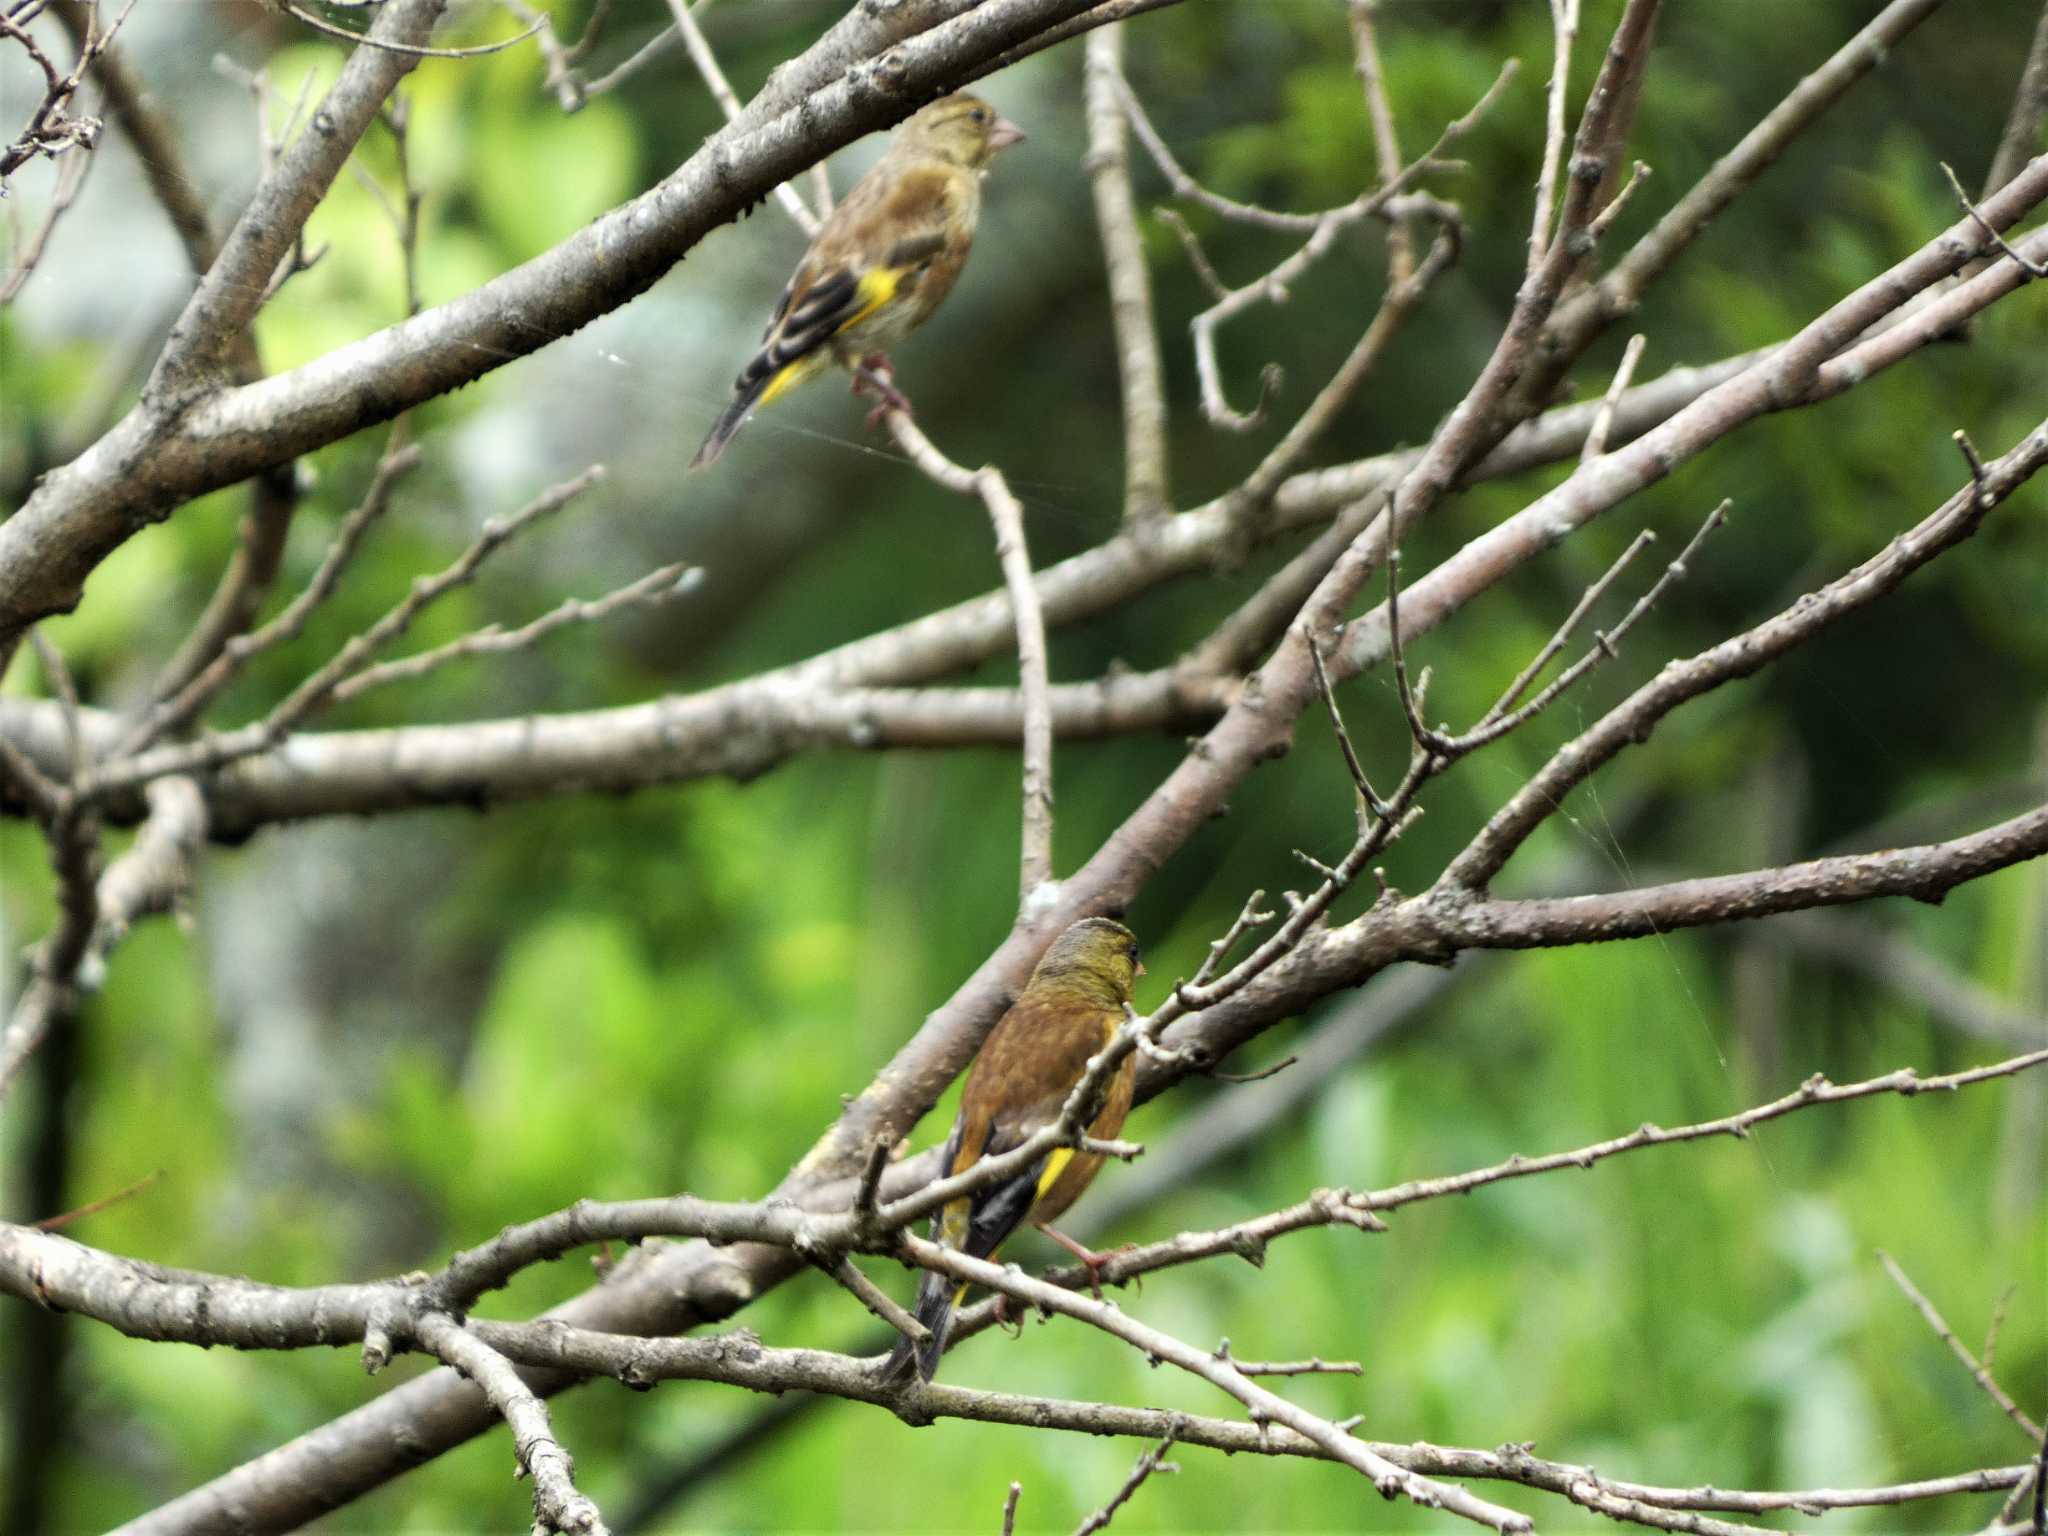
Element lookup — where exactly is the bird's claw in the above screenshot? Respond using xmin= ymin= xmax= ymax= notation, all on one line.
xmin=852 ymin=354 xmax=913 ymax=428
xmin=1076 ymin=1243 xmax=1139 ymax=1300
xmin=992 ymin=1292 xmax=1025 ymax=1338
xmin=1038 ymin=1223 xmax=1138 ymax=1299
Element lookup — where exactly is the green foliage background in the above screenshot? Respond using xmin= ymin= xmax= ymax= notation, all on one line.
xmin=1 ymin=1 xmax=2043 ymax=1532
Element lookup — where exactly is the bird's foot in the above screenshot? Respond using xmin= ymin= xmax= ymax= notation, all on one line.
xmin=852 ymin=354 xmax=913 ymax=428
xmin=1036 ymin=1223 xmax=1137 ymax=1300
xmin=991 ymin=1292 xmax=1026 ymax=1338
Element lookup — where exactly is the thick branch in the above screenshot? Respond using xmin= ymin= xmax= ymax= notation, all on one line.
xmin=146 ymin=0 xmax=443 ymax=399
xmin=1440 ymin=419 xmax=2048 ymax=890
xmin=0 ymin=0 xmax=1139 ymax=645
xmin=0 ymin=348 xmax=1766 ymax=834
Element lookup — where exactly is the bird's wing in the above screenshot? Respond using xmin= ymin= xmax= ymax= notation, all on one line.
xmin=935 ymin=995 xmax=1119 ymax=1261
xmin=744 ymin=162 xmax=966 ymax=403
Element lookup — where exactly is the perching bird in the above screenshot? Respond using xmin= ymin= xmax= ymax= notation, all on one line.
xmin=884 ymin=917 xmax=1144 ymax=1382
xmin=690 ymin=93 xmax=1024 ymax=469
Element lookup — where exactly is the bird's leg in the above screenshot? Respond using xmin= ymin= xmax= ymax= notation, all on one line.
xmin=1036 ymin=1223 xmax=1137 ymax=1300
xmin=851 ymin=352 xmax=913 ymax=430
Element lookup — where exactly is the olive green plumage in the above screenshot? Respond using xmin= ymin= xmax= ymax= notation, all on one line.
xmin=691 ymin=94 xmax=1024 ymax=469
xmin=885 ymin=917 xmax=1143 ymax=1382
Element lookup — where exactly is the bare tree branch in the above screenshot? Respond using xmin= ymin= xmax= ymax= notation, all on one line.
xmin=1511 ymin=0 xmax=1952 ymax=419
xmin=1439 ymin=419 xmax=2047 ymax=891
xmin=1878 ymin=1250 xmax=2044 ymax=1442
xmin=49 ymin=3 xmax=215 ymax=273
xmin=6 ymin=1049 xmax=2038 ymax=1532
xmin=882 ymin=415 xmax=1056 ymax=901
xmin=1072 ymin=1429 xmax=1177 ymax=1536
xmin=1083 ymin=23 xmax=1169 ymax=521
xmin=84 ymin=467 xmax=608 ymax=799
xmin=1529 ymin=0 xmax=1581 ymax=269
xmin=146 ymin=0 xmax=445 ymax=401
xmin=1347 ymin=0 xmax=1414 ymax=283
xmin=125 ymin=437 xmax=422 ymax=754
xmin=413 ymin=1312 xmax=608 ymax=1534
xmin=0 ymin=0 xmax=1168 ymax=646
xmin=0 ymin=343 xmax=1777 ymax=836
xmin=666 ymin=0 xmax=823 ymax=237
xmin=1984 ymin=1 xmax=2048 ymax=198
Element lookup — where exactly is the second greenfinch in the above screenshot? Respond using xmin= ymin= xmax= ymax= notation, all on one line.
xmin=691 ymin=93 xmax=1024 ymax=468
xmin=884 ymin=917 xmax=1143 ymax=1382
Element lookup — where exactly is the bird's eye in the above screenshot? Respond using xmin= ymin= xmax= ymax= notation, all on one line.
xmin=970 ymin=107 xmax=987 ymax=125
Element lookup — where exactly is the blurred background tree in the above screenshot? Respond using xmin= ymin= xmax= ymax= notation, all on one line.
xmin=1 ymin=0 xmax=2042 ymax=1531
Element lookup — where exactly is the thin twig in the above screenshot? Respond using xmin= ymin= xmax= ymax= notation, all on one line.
xmin=124 ymin=438 xmax=423 ymax=753
xmin=1214 ymin=1342 xmax=1362 ymax=1377
xmin=33 ymin=1169 xmax=165 ymax=1232
xmin=413 ymin=1314 xmax=610 ymax=1534
xmin=1529 ymin=0 xmax=1582 ymax=270
xmin=579 ymin=21 xmax=681 ymax=102
xmin=89 ymin=465 xmax=606 ymax=799
xmin=982 ymin=1051 xmax=2048 ymax=1311
xmin=1586 ymin=160 xmax=1652 ymax=243
xmin=278 ymin=0 xmax=544 ymax=59
xmin=1071 ymin=1427 xmax=1180 ymax=1536
xmin=1444 ymin=500 xmax=1729 ymax=755
xmin=1389 ymin=497 xmax=1729 ymax=761
xmin=1187 ymin=890 xmax=1277 ymax=989
xmin=1485 ymin=532 xmax=1653 ymax=724
xmin=329 ymin=563 xmax=699 ymax=706
xmin=898 ymin=1233 xmax=1532 ymax=1533
xmin=1878 ymin=1250 xmax=2043 ymax=1442
xmin=1442 ymin=414 xmax=2048 ymax=892
xmin=0 ymin=732 xmax=63 ymax=821
xmin=1983 ymin=2 xmax=2048 ymax=199
xmin=1942 ymin=161 xmax=2048 ymax=278
xmin=1206 ymin=1053 xmax=1297 ymax=1085
xmin=1 ymin=124 xmax=93 ymax=304
xmin=1582 ymin=333 xmax=1649 ymax=462
xmin=1307 ymin=632 xmax=1385 ymax=820
xmin=816 ymin=1255 xmax=931 ymax=1345
xmin=28 ymin=629 xmax=82 ymax=776
xmin=503 ymin=0 xmax=613 ymax=111
xmin=883 ymin=413 xmax=1054 ymax=902
xmin=1228 ymin=214 xmax=1462 ymax=523
xmin=1984 ymin=1283 xmax=2019 ymax=1375
xmin=1114 ymin=58 xmax=1514 ymax=432
xmin=1347 ymin=0 xmax=1413 ymax=284
xmin=1154 ymin=207 xmax=1227 ymax=301
xmin=1084 ymin=23 xmax=1169 ymax=522
xmin=666 ymin=0 xmax=821 ymax=236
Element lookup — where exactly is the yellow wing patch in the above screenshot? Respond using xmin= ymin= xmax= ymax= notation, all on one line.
xmin=756 ymin=266 xmax=907 ymax=407
xmin=843 ymin=265 xmax=905 ymax=330
xmin=756 ymin=348 xmax=829 ymax=408
xmin=1035 ymin=1147 xmax=1074 ymax=1202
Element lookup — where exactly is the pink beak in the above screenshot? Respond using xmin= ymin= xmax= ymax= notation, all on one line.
xmin=988 ymin=117 xmax=1025 ymax=153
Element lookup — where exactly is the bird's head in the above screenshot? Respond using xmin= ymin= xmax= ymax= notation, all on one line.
xmin=1026 ymin=917 xmax=1143 ymax=1009
xmin=902 ymin=94 xmax=1025 ymax=170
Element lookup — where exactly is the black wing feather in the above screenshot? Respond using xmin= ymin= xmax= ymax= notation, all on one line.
xmin=882 ymin=1122 xmax=1050 ymax=1382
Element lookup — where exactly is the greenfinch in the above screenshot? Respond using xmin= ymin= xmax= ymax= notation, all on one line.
xmin=885 ymin=917 xmax=1144 ymax=1382
xmin=690 ymin=93 xmax=1024 ymax=469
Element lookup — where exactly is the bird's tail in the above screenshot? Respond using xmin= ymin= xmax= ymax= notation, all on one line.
xmin=882 ymin=1266 xmax=962 ymax=1382
xmin=689 ymin=371 xmax=770 ymax=470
